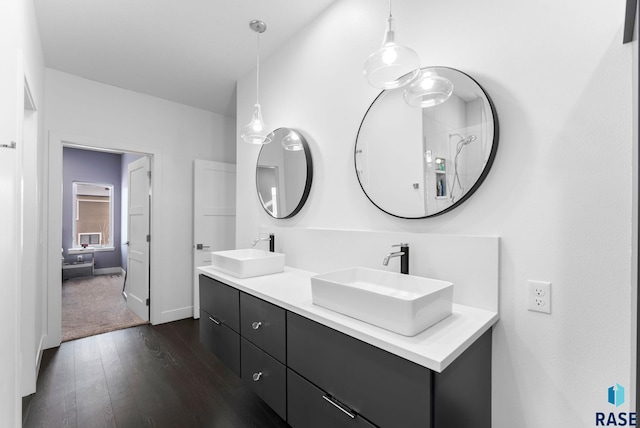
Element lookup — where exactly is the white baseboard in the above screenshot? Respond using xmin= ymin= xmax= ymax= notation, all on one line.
xmin=35 ymin=334 xmax=45 ymax=378
xmin=156 ymin=306 xmax=193 ymax=325
xmin=94 ymin=267 xmax=123 ymax=275
xmin=43 ymin=332 xmax=60 ymax=351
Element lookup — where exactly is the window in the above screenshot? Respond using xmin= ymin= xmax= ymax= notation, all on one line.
xmin=72 ymin=182 xmax=114 ymax=249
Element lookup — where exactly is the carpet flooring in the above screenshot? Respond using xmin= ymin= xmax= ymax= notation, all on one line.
xmin=62 ymin=274 xmax=147 ymax=342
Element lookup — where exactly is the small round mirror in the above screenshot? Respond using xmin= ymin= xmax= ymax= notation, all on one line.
xmin=256 ymin=128 xmax=313 ymax=218
xmin=355 ymin=67 xmax=498 ymax=218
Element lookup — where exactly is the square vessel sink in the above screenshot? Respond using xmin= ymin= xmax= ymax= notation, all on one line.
xmin=311 ymin=267 xmax=453 ymax=336
xmin=209 ymin=249 xmax=285 ymax=278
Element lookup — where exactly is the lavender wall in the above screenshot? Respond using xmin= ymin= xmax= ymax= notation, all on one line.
xmin=62 ymin=147 xmax=122 ymax=269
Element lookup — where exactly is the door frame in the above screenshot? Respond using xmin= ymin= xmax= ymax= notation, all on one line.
xmin=45 ymin=132 xmax=161 ymax=349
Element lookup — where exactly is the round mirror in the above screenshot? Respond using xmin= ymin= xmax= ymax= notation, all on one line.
xmin=355 ymin=67 xmax=498 ymax=218
xmin=256 ymin=128 xmax=313 ymax=218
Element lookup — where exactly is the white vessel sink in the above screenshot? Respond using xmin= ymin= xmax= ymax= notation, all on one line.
xmin=311 ymin=267 xmax=453 ymax=336
xmin=209 ymin=249 xmax=285 ymax=278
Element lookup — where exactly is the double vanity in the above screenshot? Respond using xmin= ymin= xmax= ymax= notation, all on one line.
xmin=207 ymin=54 xmax=501 ymax=426
xmin=196 ymin=248 xmax=498 ymax=428
xmin=207 ymin=60 xmax=501 ymax=427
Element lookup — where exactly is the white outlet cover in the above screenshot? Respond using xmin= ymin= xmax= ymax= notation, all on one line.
xmin=528 ymin=280 xmax=551 ymax=314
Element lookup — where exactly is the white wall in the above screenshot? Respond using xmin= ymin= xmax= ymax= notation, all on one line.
xmin=19 ymin=0 xmax=46 ymax=401
xmin=45 ymin=69 xmax=236 ymax=345
xmin=236 ymin=0 xmax=636 ymax=426
xmin=0 ymin=2 xmax=22 ymax=424
xmin=0 ymin=0 xmax=45 ymax=424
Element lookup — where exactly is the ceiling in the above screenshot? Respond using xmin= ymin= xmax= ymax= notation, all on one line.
xmin=33 ymin=0 xmax=339 ymax=118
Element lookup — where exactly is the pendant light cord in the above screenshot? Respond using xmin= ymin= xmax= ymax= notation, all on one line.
xmin=255 ymin=30 xmax=260 ymax=105
xmin=388 ymin=0 xmax=392 ymax=18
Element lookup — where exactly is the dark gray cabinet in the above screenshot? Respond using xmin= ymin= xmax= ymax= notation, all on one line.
xmin=198 ymin=274 xmax=492 ymax=428
xmin=240 ymin=292 xmax=286 ymax=364
xmin=288 ymin=312 xmax=492 ymax=428
xmin=199 ymin=309 xmax=240 ymax=376
xmin=288 ymin=369 xmax=378 ymax=428
xmin=198 ymin=275 xmax=241 ymax=376
xmin=287 ymin=312 xmax=431 ymax=428
xmin=199 ymin=274 xmax=240 ymax=332
xmin=241 ymin=338 xmax=287 ymax=420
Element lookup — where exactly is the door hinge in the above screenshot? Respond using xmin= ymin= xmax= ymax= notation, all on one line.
xmin=1 ymin=141 xmax=16 ymax=149
xmin=147 ymin=170 xmax=151 ymax=179
xmin=146 ymin=298 xmax=150 ymax=306
xmin=146 ymin=234 xmax=150 ymax=242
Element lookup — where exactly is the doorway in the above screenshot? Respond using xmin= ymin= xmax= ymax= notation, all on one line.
xmin=61 ymin=145 xmax=149 ymax=342
xmin=60 ymin=146 xmax=150 ymax=341
xmin=46 ymin=133 xmax=160 ymax=349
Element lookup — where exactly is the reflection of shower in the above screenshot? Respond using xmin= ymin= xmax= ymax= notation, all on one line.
xmin=449 ymin=134 xmax=477 ymax=203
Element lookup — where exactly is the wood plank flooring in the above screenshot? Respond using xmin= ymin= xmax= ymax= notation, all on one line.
xmin=23 ymin=318 xmax=290 ymax=428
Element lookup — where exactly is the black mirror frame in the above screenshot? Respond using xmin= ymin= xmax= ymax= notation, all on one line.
xmin=256 ymin=128 xmax=314 ymax=219
xmin=354 ymin=66 xmax=499 ymax=219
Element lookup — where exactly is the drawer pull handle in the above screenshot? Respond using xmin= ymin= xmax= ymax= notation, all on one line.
xmin=251 ymin=321 xmax=262 ymax=330
xmin=252 ymin=372 xmax=263 ymax=382
xmin=322 ymin=395 xmax=356 ymax=419
xmin=208 ymin=316 xmax=221 ymax=325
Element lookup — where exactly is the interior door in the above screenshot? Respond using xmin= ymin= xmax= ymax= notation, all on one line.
xmin=126 ymin=156 xmax=150 ymax=321
xmin=193 ymin=159 xmax=236 ymax=318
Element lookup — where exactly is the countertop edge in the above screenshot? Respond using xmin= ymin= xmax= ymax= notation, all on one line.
xmin=197 ymin=265 xmax=499 ymax=373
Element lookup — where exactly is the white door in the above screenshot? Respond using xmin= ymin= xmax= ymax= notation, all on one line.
xmin=126 ymin=156 xmax=150 ymax=321
xmin=193 ymin=160 xmax=236 ymax=318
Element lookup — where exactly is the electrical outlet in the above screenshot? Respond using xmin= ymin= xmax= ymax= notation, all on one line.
xmin=528 ymin=280 xmax=551 ymax=314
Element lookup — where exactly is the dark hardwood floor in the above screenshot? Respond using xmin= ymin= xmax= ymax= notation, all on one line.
xmin=22 ymin=318 xmax=290 ymax=428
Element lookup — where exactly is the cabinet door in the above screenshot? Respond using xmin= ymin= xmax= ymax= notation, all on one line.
xmin=199 ymin=275 xmax=240 ymax=332
xmin=240 ymin=292 xmax=286 ymax=364
xmin=288 ymin=369 xmax=377 ymax=428
xmin=199 ymin=309 xmax=240 ymax=376
xmin=241 ymin=338 xmax=287 ymax=420
xmin=287 ymin=312 xmax=431 ymax=428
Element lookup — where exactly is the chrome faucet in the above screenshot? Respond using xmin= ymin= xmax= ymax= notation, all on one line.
xmin=383 ymin=243 xmax=409 ymax=274
xmin=252 ymin=233 xmax=275 ymax=252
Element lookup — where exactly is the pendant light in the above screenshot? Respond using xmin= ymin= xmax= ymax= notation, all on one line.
xmin=363 ymin=0 xmax=420 ymax=90
xmin=363 ymin=1 xmax=454 ymax=109
xmin=240 ymin=20 xmax=272 ymax=145
xmin=282 ymin=130 xmax=303 ymax=151
xmin=403 ymin=69 xmax=454 ymax=108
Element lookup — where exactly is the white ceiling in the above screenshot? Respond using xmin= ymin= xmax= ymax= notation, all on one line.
xmin=33 ymin=0 xmax=339 ymax=118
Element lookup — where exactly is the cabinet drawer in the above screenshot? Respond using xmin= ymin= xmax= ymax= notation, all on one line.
xmin=241 ymin=338 xmax=286 ymax=420
xmin=199 ymin=309 xmax=240 ymax=376
xmin=287 ymin=312 xmax=431 ymax=428
xmin=288 ymin=369 xmax=377 ymax=428
xmin=199 ymin=275 xmax=240 ymax=332
xmin=240 ymin=292 xmax=286 ymax=363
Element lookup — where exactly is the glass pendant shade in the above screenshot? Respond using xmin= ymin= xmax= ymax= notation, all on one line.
xmin=364 ymin=16 xmax=420 ymax=89
xmin=403 ymin=70 xmax=454 ymax=108
xmin=241 ymin=103 xmax=272 ymax=144
xmin=242 ymin=20 xmax=271 ymax=145
xmin=282 ymin=130 xmax=303 ymax=151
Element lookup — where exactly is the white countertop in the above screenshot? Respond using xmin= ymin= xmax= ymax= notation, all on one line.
xmin=197 ymin=265 xmax=499 ymax=373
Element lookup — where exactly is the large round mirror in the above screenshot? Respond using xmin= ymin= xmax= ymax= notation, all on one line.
xmin=355 ymin=67 xmax=498 ymax=218
xmin=256 ymin=128 xmax=313 ymax=218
